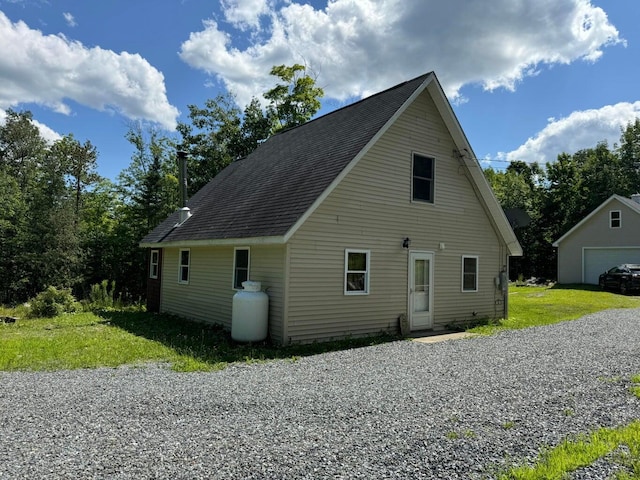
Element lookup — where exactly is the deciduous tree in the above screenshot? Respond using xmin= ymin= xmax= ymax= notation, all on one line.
xmin=264 ymin=63 xmax=324 ymax=133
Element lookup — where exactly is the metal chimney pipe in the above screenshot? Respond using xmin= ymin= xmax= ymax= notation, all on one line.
xmin=177 ymin=150 xmax=188 ymax=208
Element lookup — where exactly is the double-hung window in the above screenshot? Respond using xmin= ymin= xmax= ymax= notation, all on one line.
xmin=462 ymin=255 xmax=478 ymax=292
xmin=233 ymin=247 xmax=250 ymax=289
xmin=610 ymin=210 xmax=621 ymax=228
xmin=178 ymin=249 xmax=190 ymax=284
xmin=344 ymin=249 xmax=370 ymax=295
xmin=412 ymin=154 xmax=435 ymax=203
xmin=149 ymin=250 xmax=159 ymax=279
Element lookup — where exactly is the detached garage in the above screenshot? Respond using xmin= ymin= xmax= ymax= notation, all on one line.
xmin=553 ymin=194 xmax=640 ymax=285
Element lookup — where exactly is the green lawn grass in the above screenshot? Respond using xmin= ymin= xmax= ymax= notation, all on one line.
xmin=470 ymin=284 xmax=640 ymax=334
xmin=1 ymin=284 xmax=639 ymax=372
xmin=0 ymin=309 xmax=396 ymax=372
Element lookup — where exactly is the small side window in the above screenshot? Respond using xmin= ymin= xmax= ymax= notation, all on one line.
xmin=610 ymin=210 xmax=621 ymax=228
xmin=178 ymin=249 xmax=190 ymax=284
xmin=412 ymin=154 xmax=435 ymax=203
xmin=344 ymin=249 xmax=370 ymax=295
xmin=149 ymin=250 xmax=159 ymax=279
xmin=462 ymin=256 xmax=478 ymax=292
xmin=233 ymin=247 xmax=250 ymax=289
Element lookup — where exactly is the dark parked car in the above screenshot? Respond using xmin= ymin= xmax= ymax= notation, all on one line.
xmin=598 ymin=264 xmax=640 ymax=294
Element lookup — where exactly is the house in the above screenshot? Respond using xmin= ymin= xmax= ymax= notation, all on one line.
xmin=552 ymin=194 xmax=640 ymax=285
xmin=140 ymin=72 xmax=522 ymax=344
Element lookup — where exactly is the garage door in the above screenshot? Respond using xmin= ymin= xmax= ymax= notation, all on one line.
xmin=583 ymin=248 xmax=640 ymax=284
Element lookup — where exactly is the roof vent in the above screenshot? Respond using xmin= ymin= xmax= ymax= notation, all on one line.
xmin=631 ymin=194 xmax=640 ymax=204
xmin=178 ymin=206 xmax=192 ymax=225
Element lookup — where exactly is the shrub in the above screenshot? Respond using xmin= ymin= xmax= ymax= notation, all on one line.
xmin=29 ymin=287 xmax=81 ymax=318
xmin=87 ymin=280 xmax=124 ymax=311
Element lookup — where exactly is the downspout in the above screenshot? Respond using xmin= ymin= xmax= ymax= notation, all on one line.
xmin=501 ymin=263 xmax=509 ymax=319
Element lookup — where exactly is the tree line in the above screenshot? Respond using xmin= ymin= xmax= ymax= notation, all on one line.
xmin=0 ymin=64 xmax=323 ymax=304
xmin=3 ymin=62 xmax=638 ymax=304
xmin=484 ymin=119 xmax=640 ymax=281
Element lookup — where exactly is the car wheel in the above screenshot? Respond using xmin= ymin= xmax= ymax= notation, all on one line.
xmin=620 ymin=282 xmax=628 ymax=295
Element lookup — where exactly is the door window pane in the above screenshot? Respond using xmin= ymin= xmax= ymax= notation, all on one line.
xmin=413 ymin=258 xmax=429 ymax=311
xmin=414 ymin=259 xmax=426 ymax=292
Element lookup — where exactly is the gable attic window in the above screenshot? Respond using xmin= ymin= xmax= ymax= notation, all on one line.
xmin=149 ymin=250 xmax=159 ymax=279
xmin=610 ymin=210 xmax=621 ymax=228
xmin=178 ymin=249 xmax=190 ymax=284
xmin=462 ymin=255 xmax=478 ymax=292
xmin=233 ymin=247 xmax=250 ymax=289
xmin=344 ymin=249 xmax=370 ymax=295
xmin=412 ymin=153 xmax=435 ymax=203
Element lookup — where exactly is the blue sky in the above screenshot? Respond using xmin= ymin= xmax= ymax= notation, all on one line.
xmin=0 ymin=0 xmax=638 ymax=180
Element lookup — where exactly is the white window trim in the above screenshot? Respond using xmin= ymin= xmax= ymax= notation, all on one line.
xmin=461 ymin=255 xmax=479 ymax=293
xmin=344 ymin=249 xmax=370 ymax=295
xmin=411 ymin=152 xmax=435 ymax=204
xmin=232 ymin=247 xmax=251 ymax=290
xmin=610 ymin=210 xmax=622 ymax=229
xmin=178 ymin=248 xmax=190 ymax=285
xmin=149 ymin=249 xmax=159 ymax=279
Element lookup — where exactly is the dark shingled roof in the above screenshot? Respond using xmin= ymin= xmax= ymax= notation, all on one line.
xmin=141 ymin=73 xmax=432 ymax=245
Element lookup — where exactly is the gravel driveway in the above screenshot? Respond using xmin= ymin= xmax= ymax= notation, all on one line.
xmin=1 ymin=309 xmax=640 ymax=479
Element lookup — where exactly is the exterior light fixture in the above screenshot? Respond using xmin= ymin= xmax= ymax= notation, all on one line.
xmin=402 ymin=237 xmax=411 ymax=249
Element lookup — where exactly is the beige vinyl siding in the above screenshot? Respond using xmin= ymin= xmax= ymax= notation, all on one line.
xmin=286 ymin=89 xmax=505 ymax=343
xmin=557 ymin=199 xmax=640 ymax=284
xmin=249 ymin=245 xmax=286 ymax=343
xmin=161 ymin=245 xmax=286 ymax=343
xmin=161 ymin=247 xmax=233 ymax=326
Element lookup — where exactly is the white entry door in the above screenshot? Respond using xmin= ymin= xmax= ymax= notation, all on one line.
xmin=409 ymin=252 xmax=433 ymax=330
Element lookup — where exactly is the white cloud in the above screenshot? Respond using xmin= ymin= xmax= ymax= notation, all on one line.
xmin=504 ymin=102 xmax=640 ymax=164
xmin=31 ymin=117 xmax=62 ymax=143
xmin=0 ymin=12 xmax=179 ymax=130
xmin=63 ymin=12 xmax=76 ymax=27
xmin=221 ymin=0 xmax=270 ymax=30
xmin=179 ymin=0 xmax=621 ymax=106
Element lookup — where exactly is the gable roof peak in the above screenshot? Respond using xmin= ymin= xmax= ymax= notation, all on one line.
xmin=272 ymin=71 xmax=435 ymax=135
xmin=552 ymin=193 xmax=640 ymax=246
xmin=141 ymin=70 xmax=521 ymax=257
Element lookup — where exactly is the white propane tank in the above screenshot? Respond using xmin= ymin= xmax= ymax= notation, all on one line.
xmin=231 ymin=281 xmax=269 ymax=342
